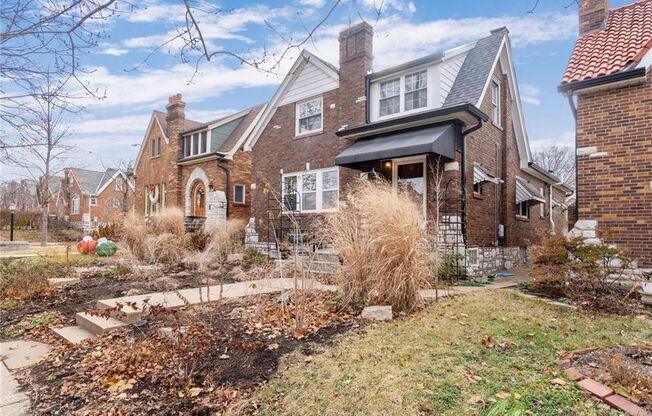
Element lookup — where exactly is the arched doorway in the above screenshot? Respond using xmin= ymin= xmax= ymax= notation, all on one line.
xmin=191 ymin=180 xmax=206 ymax=217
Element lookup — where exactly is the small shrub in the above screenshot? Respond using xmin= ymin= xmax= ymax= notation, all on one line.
xmin=121 ymin=213 xmax=148 ymax=261
xmin=528 ymin=236 xmax=639 ymax=313
xmin=91 ymin=222 xmax=121 ymax=240
xmin=203 ymin=219 xmax=245 ymax=263
xmin=187 ymin=230 xmax=210 ymax=252
xmin=245 ymin=248 xmax=269 ymax=266
xmin=0 ymin=258 xmax=64 ymax=300
xmin=148 ymin=233 xmax=186 ymax=264
xmin=149 ymin=208 xmax=185 ymax=238
xmin=323 ymin=179 xmax=429 ymax=312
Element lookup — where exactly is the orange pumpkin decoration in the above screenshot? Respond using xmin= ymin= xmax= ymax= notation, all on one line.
xmin=76 ymin=239 xmax=97 ymax=254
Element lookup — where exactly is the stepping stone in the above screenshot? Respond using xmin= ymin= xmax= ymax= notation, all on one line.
xmin=51 ymin=326 xmax=95 ymax=344
xmin=578 ymin=378 xmax=614 ymax=399
xmin=604 ymin=394 xmax=648 ymax=416
xmin=75 ymin=312 xmax=126 ymax=335
xmin=360 ymin=306 xmax=393 ymax=321
xmin=47 ymin=277 xmax=80 ymax=286
xmin=0 ymin=340 xmax=50 ymax=370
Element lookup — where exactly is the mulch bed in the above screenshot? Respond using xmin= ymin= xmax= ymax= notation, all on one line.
xmin=15 ymin=290 xmax=360 ymax=415
xmin=569 ymin=345 xmax=652 ymax=411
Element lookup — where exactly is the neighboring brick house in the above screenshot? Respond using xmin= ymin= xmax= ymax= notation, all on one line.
xmin=133 ymin=95 xmax=265 ymax=228
xmin=62 ymin=168 xmax=134 ymax=231
xmin=559 ymin=0 xmax=652 ymax=268
xmin=245 ymin=22 xmax=572 ymax=276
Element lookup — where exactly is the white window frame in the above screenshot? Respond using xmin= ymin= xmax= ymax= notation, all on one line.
xmin=379 ymin=77 xmax=401 ymax=117
xmin=281 ymin=167 xmax=339 ymax=213
xmin=540 ymin=187 xmax=545 ymax=218
xmin=376 ymin=68 xmax=430 ymax=120
xmin=115 ymin=177 xmax=124 ymax=192
xmin=183 ymin=130 xmax=211 ymax=158
xmin=404 ymin=70 xmax=428 ymax=112
xmin=295 ymin=96 xmax=323 ymax=137
xmin=491 ymin=77 xmax=501 ymax=127
xmin=233 ymin=183 xmax=246 ymax=204
xmin=516 ymin=201 xmax=529 ymax=219
xmin=89 ymin=196 xmax=97 ymax=207
xmin=71 ymin=195 xmax=80 ymax=214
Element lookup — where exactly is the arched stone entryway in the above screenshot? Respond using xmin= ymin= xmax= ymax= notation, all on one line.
xmin=184 ymin=167 xmax=210 ymax=217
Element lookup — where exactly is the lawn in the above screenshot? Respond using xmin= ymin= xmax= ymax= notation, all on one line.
xmin=255 ymin=290 xmax=651 ymax=416
xmin=0 ymin=227 xmax=82 ymax=243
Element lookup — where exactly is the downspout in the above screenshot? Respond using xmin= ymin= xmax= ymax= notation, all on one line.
xmin=565 ymin=90 xmax=579 ymax=220
xmin=460 ymin=118 xmax=484 ymax=247
xmin=217 ymin=159 xmax=231 ymax=219
xmin=548 ymin=184 xmax=554 ymax=233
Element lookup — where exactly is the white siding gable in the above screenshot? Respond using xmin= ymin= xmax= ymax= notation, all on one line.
xmin=279 ymin=60 xmax=339 ymax=106
xmin=439 ymin=51 xmax=468 ymax=104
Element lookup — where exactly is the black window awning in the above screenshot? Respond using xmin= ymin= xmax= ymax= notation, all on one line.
xmin=334 ymin=124 xmax=457 ymax=166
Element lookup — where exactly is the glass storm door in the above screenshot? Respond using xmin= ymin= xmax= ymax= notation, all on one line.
xmin=392 ymin=157 xmax=427 ymax=218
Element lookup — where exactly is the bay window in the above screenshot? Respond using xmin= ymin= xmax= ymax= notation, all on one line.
xmin=296 ymin=97 xmax=322 ymax=135
xmin=282 ymin=168 xmax=339 ymax=212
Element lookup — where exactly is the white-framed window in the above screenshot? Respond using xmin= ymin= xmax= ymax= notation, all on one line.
xmin=517 ymin=201 xmax=529 ymax=218
xmin=233 ymin=184 xmax=246 ymax=204
xmin=282 ymin=167 xmax=339 ymax=213
xmin=295 ymin=97 xmax=323 ymax=136
xmin=150 ymin=137 xmax=161 ymax=158
xmin=89 ymin=196 xmax=97 ymax=207
xmin=491 ymin=78 xmax=501 ymax=126
xmin=115 ymin=177 xmax=124 ymax=192
xmin=473 ymin=182 xmax=483 ymax=195
xmin=404 ymin=70 xmax=427 ymax=111
xmin=540 ymin=187 xmax=545 ymax=217
xmin=379 ymin=78 xmax=401 ymax=117
xmin=112 ymin=198 xmax=121 ymax=208
xmin=71 ymin=195 xmax=80 ymax=214
xmin=183 ymin=131 xmax=210 ymax=158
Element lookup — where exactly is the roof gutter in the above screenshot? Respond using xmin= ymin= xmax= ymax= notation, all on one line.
xmin=558 ymin=67 xmax=647 ymax=94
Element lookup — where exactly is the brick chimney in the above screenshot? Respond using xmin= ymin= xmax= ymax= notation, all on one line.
xmin=579 ymin=0 xmax=608 ymax=35
xmin=338 ymin=22 xmax=373 ymax=128
xmin=165 ymin=93 xmax=185 ymax=207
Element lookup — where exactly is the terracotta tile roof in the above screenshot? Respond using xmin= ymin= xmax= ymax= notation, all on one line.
xmin=561 ymin=0 xmax=652 ymax=84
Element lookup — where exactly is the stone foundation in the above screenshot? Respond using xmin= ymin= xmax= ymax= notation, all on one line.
xmin=465 ymin=246 xmax=532 ymax=278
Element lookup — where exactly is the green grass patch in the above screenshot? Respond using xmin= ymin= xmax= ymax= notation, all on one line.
xmin=255 ymin=291 xmax=650 ymax=416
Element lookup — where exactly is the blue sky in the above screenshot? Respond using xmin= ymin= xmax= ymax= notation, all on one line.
xmin=1 ymin=0 xmax=633 ymax=178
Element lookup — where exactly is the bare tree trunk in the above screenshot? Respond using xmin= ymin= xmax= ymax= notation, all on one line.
xmin=40 ymin=205 xmax=48 ymax=246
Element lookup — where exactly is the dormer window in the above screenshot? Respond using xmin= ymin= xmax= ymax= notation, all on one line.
xmin=296 ymin=97 xmax=322 ymax=136
xmin=375 ymin=70 xmax=429 ymax=119
xmin=183 ymin=131 xmax=209 ymax=158
xmin=404 ymin=70 xmax=427 ymax=111
xmin=379 ymin=78 xmax=400 ymax=116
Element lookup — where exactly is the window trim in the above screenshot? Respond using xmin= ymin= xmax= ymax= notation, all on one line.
xmin=404 ymin=70 xmax=428 ymax=112
xmin=183 ymin=130 xmax=211 ymax=158
xmin=71 ymin=195 xmax=80 ymax=215
xmin=379 ymin=77 xmax=401 ymax=117
xmin=295 ymin=96 xmax=323 ymax=137
xmin=281 ymin=167 xmax=339 ymax=213
xmin=115 ymin=177 xmax=124 ymax=192
xmin=375 ymin=68 xmax=429 ymax=120
xmin=233 ymin=183 xmax=246 ymax=205
xmin=516 ymin=201 xmax=529 ymax=219
xmin=490 ymin=77 xmax=501 ymax=127
xmin=89 ymin=196 xmax=97 ymax=207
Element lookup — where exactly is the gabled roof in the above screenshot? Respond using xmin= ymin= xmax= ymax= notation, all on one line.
xmin=244 ymin=49 xmax=338 ymax=151
xmin=561 ymin=0 xmax=652 ymax=84
xmin=67 ymin=167 xmax=132 ymax=195
xmin=444 ymin=28 xmax=507 ymax=107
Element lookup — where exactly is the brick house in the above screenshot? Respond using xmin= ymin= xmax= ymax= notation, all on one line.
xmin=244 ymin=22 xmax=572 ymax=276
xmin=559 ymin=0 xmax=652 ymax=269
xmin=133 ymin=95 xmax=265 ymax=228
xmin=62 ymin=168 xmax=134 ymax=231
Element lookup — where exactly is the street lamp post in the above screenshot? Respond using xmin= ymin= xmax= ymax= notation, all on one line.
xmin=9 ymin=203 xmax=16 ymax=242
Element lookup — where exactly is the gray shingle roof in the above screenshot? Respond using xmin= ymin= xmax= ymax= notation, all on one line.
xmin=444 ymin=28 xmax=507 ymax=108
xmin=70 ymin=168 xmax=123 ymax=195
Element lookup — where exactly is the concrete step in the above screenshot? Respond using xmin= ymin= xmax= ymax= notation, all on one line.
xmin=51 ymin=326 xmax=96 ymax=344
xmin=95 ymin=300 xmax=147 ymax=324
xmin=75 ymin=312 xmax=126 ymax=335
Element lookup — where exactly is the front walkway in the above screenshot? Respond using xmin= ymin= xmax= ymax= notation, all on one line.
xmin=0 ymin=341 xmax=50 ymax=416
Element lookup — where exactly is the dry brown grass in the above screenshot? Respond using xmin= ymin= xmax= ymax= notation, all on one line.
xmin=149 ymin=207 xmax=186 ymax=238
xmin=121 ymin=212 xmax=148 ymax=261
xmin=148 ymin=233 xmax=187 ymax=264
xmin=323 ymin=179 xmax=430 ymax=312
xmin=204 ymin=219 xmax=245 ymax=262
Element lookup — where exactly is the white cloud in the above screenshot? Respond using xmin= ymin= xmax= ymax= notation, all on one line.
xmin=123 ymin=2 xmax=186 ymax=23
xmin=298 ymin=0 xmax=327 ymax=7
xmin=73 ymin=114 xmax=152 ymax=135
xmin=99 ymin=47 xmax=129 ymax=56
xmin=185 ymin=108 xmax=241 ymax=122
xmin=520 ymin=84 xmax=541 ymax=106
xmin=530 ymin=130 xmax=575 ymax=150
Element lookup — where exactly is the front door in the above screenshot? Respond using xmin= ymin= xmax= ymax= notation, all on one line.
xmin=392 ymin=156 xmax=427 ymax=218
xmin=192 ymin=181 xmax=206 ymax=217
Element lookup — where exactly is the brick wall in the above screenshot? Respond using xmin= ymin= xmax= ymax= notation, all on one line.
xmin=575 ymin=72 xmax=652 ymax=267
xmin=179 ymin=149 xmax=253 ymax=223
xmin=134 ymin=113 xmax=179 ymax=217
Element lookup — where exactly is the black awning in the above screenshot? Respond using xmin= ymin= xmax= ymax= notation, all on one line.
xmin=334 ymin=124 xmax=457 ymax=166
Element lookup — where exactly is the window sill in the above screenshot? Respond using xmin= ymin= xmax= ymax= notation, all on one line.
xmin=490 ymin=121 xmax=503 ymax=131
xmin=149 ymin=156 xmax=161 ymax=160
xmin=294 ymin=130 xmax=323 ymax=140
xmin=473 ymin=192 xmax=484 ymax=200
xmin=515 ymin=215 xmax=530 ymax=222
